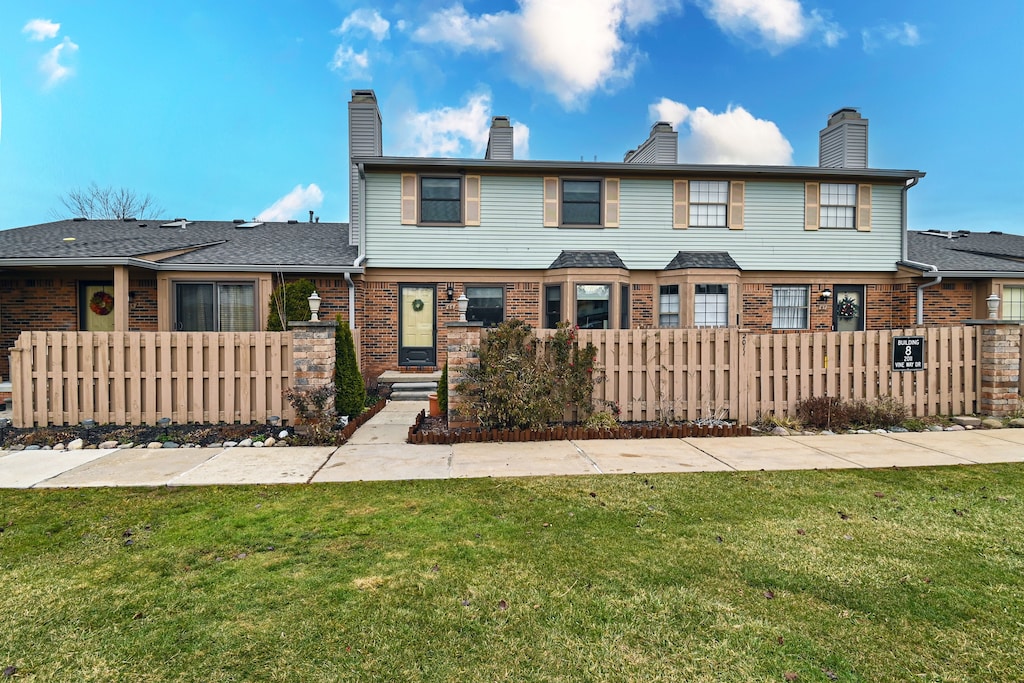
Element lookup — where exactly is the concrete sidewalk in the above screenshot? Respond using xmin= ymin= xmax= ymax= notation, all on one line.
xmin=1 ymin=401 xmax=1022 ymax=489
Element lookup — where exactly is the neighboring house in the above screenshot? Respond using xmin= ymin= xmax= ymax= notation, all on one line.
xmin=347 ymin=90 xmax=934 ymax=379
xmin=904 ymin=229 xmax=1024 ymax=323
xmin=0 ymin=218 xmax=360 ymax=381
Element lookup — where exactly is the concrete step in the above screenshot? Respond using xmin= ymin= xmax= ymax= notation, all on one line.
xmin=391 ymin=381 xmax=437 ymax=391
xmin=390 ymin=391 xmax=434 ymax=401
xmin=377 ymin=370 xmax=442 ymax=383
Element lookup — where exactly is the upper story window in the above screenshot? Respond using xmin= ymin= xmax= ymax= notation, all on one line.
xmin=175 ymin=281 xmax=255 ymax=332
xmin=772 ymin=285 xmax=809 ymax=330
xmin=420 ymin=177 xmax=462 ymax=224
xmin=689 ymin=180 xmax=728 ymax=227
xmin=466 ymin=285 xmax=504 ymax=327
xmin=561 ymin=180 xmax=602 ymax=225
xmin=820 ymin=183 xmax=857 ymax=228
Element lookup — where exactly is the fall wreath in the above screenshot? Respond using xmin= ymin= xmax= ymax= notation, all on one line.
xmin=412 ymin=298 xmax=425 ymax=312
xmin=836 ymin=295 xmax=859 ymax=319
xmin=89 ymin=291 xmax=114 ymax=316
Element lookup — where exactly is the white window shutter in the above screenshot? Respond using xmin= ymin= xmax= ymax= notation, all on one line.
xmin=465 ymin=175 xmax=481 ymax=226
xmin=604 ymin=178 xmax=620 ymax=228
xmin=729 ymin=181 xmax=745 ymax=230
xmin=857 ymin=184 xmax=872 ymax=232
xmin=673 ymin=180 xmax=688 ymax=229
xmin=401 ymin=174 xmax=417 ymax=225
xmin=804 ymin=182 xmax=819 ymax=231
xmin=543 ymin=177 xmax=559 ymax=227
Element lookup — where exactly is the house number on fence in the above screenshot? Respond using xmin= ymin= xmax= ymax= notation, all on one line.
xmin=892 ymin=336 xmax=925 ymax=371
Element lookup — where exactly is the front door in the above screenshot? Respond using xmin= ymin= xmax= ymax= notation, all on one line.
xmin=833 ymin=285 xmax=865 ymax=332
xmin=80 ymin=282 xmax=116 ymax=331
xmin=399 ymin=284 xmax=436 ymax=366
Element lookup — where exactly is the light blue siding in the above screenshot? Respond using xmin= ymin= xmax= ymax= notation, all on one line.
xmin=364 ymin=174 xmax=904 ymax=272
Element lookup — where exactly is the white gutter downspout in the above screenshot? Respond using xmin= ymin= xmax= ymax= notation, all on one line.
xmin=912 ymin=262 xmax=941 ymax=326
xmin=899 ymin=175 xmax=937 ymax=325
xmin=900 ymin=176 xmax=920 ymax=262
xmin=344 ymin=162 xmax=368 ymax=330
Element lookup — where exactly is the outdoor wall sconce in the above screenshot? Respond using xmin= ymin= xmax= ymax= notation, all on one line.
xmin=819 ymin=288 xmax=833 ymax=302
xmin=446 ymin=284 xmax=455 ymax=302
xmin=986 ymin=293 xmax=1001 ymax=319
xmin=457 ymin=293 xmax=469 ymax=322
xmin=308 ymin=291 xmax=322 ymax=321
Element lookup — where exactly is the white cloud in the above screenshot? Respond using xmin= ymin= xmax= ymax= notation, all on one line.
xmin=651 ymin=98 xmax=793 ymax=165
xmin=513 ymin=120 xmax=530 ymax=159
xmin=22 ymin=18 xmax=60 ymax=41
xmin=862 ymin=22 xmax=921 ymax=52
xmin=258 ymin=184 xmax=324 ymax=222
xmin=335 ymin=9 xmax=390 ymax=41
xmin=699 ymin=0 xmax=842 ymax=52
xmin=40 ymin=37 xmax=78 ymax=88
xmin=412 ymin=0 xmax=680 ymax=109
xmin=397 ymin=92 xmax=531 ymax=159
xmin=329 ymin=45 xmax=371 ymax=79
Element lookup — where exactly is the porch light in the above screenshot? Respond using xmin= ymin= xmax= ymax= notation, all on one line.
xmin=446 ymin=284 xmax=455 ymax=302
xmin=308 ymin=291 xmax=322 ymax=321
xmin=268 ymin=415 xmax=280 ymax=427
xmin=819 ymin=288 xmax=832 ymax=302
xmin=457 ymin=293 xmax=469 ymax=322
xmin=986 ymin=293 xmax=1000 ymax=319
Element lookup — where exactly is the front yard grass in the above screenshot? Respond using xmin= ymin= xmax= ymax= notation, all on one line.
xmin=1 ymin=465 xmax=1022 ymax=682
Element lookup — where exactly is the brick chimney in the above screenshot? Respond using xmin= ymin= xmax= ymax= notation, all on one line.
xmin=819 ymin=107 xmax=868 ymax=169
xmin=624 ymin=122 xmax=677 ymax=163
xmin=485 ymin=116 xmax=514 ymax=160
xmin=349 ymin=89 xmax=382 ymax=246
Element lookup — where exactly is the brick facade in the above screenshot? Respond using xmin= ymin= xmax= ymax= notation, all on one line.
xmin=0 ymin=277 xmax=79 ymax=379
xmin=631 ymin=283 xmax=654 ymax=328
xmin=973 ymin=322 xmax=1022 ymax=417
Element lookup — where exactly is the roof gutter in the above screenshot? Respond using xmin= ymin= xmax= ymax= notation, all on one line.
xmin=910 ymin=260 xmax=942 ymax=326
xmin=0 ymin=258 xmax=364 ymax=274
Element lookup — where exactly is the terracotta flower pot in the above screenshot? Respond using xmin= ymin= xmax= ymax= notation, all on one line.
xmin=428 ymin=393 xmax=440 ymax=417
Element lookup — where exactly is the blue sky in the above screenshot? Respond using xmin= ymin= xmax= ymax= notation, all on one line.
xmin=1 ymin=1 xmax=1022 ymax=232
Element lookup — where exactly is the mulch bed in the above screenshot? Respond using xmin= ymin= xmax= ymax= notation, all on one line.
xmin=407 ymin=411 xmax=751 ymax=444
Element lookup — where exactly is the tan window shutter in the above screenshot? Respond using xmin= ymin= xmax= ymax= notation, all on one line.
xmin=401 ymin=174 xmax=417 ymax=225
xmin=673 ymin=180 xmax=688 ymax=229
xmin=804 ymin=182 xmax=819 ymax=231
xmin=604 ymin=178 xmax=620 ymax=228
xmin=856 ymin=184 xmax=872 ymax=232
xmin=543 ymin=177 xmax=559 ymax=227
xmin=465 ymin=175 xmax=481 ymax=226
xmin=728 ymin=180 xmax=745 ymax=230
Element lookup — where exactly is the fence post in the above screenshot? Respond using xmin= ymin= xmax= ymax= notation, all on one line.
xmin=966 ymin=320 xmax=1022 ymax=417
xmin=289 ymin=321 xmax=337 ymax=395
xmin=445 ymin=321 xmax=484 ymax=428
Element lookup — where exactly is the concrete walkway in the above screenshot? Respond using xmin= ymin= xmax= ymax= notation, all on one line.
xmin=1 ymin=401 xmax=1022 ymax=489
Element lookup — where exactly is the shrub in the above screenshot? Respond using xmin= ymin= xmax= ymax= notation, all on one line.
xmin=437 ymin=362 xmax=448 ymax=415
xmin=584 ymin=411 xmax=619 ymax=429
xmin=267 ymin=278 xmax=317 ymax=331
xmin=795 ymin=395 xmax=845 ymax=430
xmin=334 ymin=316 xmax=366 ymax=418
xmin=869 ymin=396 xmax=908 ymax=428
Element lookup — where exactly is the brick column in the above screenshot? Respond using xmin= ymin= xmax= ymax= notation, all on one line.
xmin=968 ymin=320 xmax=1022 ymax=417
xmin=289 ymin=321 xmax=337 ymax=392
xmin=445 ymin=321 xmax=483 ymax=428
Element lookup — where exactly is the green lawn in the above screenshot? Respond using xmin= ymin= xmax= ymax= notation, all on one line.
xmin=1 ymin=465 xmax=1022 ymax=682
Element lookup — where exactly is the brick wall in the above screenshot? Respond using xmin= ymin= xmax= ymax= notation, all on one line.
xmin=632 ymin=283 xmax=654 ymax=328
xmin=129 ymin=279 xmax=159 ymax=331
xmin=0 ymin=277 xmax=79 ymax=379
xmin=921 ymin=281 xmax=975 ymax=325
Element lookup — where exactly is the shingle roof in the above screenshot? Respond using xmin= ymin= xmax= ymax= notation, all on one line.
xmin=907 ymin=231 xmax=1024 ymax=273
xmin=548 ymin=250 xmax=627 ymax=269
xmin=0 ymin=219 xmax=358 ymax=269
xmin=664 ymin=251 xmax=741 ymax=270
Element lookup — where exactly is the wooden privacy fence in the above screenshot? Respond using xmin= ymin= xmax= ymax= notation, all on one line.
xmin=572 ymin=326 xmax=978 ymax=424
xmin=9 ymin=331 xmax=295 ymax=427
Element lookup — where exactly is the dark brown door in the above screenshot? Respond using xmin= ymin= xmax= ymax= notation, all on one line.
xmin=833 ymin=285 xmax=865 ymax=332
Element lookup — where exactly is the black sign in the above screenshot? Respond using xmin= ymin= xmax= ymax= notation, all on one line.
xmin=892 ymin=336 xmax=925 ymax=371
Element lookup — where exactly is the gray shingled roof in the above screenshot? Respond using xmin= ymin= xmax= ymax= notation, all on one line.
xmin=0 ymin=219 xmax=358 ymax=270
xmin=907 ymin=231 xmax=1024 ymax=273
xmin=665 ymin=251 xmax=741 ymax=270
xmin=549 ymin=250 xmax=627 ymax=269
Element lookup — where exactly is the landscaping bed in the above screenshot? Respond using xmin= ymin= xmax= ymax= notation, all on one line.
xmin=407 ymin=410 xmax=751 ymax=444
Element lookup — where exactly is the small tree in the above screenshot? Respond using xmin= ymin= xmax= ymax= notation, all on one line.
xmin=437 ymin=361 xmax=448 ymax=414
xmin=267 ymin=278 xmax=316 ymax=331
xmin=56 ymin=182 xmax=163 ymax=220
xmin=334 ymin=315 xmax=365 ymax=418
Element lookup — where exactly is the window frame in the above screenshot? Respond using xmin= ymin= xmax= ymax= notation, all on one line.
xmin=575 ymin=282 xmax=612 ymax=330
xmin=688 ymin=180 xmax=729 ymax=228
xmin=464 ymin=284 xmax=506 ymax=328
xmin=419 ymin=175 xmax=464 ymax=226
xmin=819 ymin=182 xmax=857 ymax=229
xmin=544 ymin=284 xmax=563 ymax=329
xmin=1003 ymin=286 xmax=1024 ymax=321
xmin=560 ymin=178 xmax=603 ymax=227
xmin=173 ymin=280 xmax=257 ymax=332
xmin=771 ymin=285 xmax=810 ymax=330
xmin=694 ymin=284 xmax=729 ymax=328
xmin=658 ymin=284 xmax=680 ymax=328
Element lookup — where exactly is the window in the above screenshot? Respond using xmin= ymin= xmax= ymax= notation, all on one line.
xmin=544 ymin=285 xmax=562 ymax=329
xmin=620 ymin=284 xmax=630 ymax=329
xmin=695 ymin=284 xmax=729 ymax=327
xmin=562 ymin=180 xmax=601 ymax=225
xmin=689 ymin=180 xmax=728 ymax=227
xmin=659 ymin=285 xmax=680 ymax=327
xmin=1004 ymin=286 xmax=1024 ymax=320
xmin=772 ymin=286 xmax=809 ymax=330
xmin=466 ymin=285 xmax=504 ymax=327
xmin=175 ymin=282 xmax=255 ymax=331
xmin=820 ymin=183 xmax=856 ymax=228
xmin=420 ymin=177 xmax=462 ymax=223
xmin=576 ymin=284 xmax=610 ymax=329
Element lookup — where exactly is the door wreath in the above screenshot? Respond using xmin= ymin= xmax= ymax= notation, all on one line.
xmin=836 ymin=295 xmax=859 ymax=319
xmin=89 ymin=291 xmax=115 ymax=316
xmin=411 ymin=298 xmax=425 ymax=312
